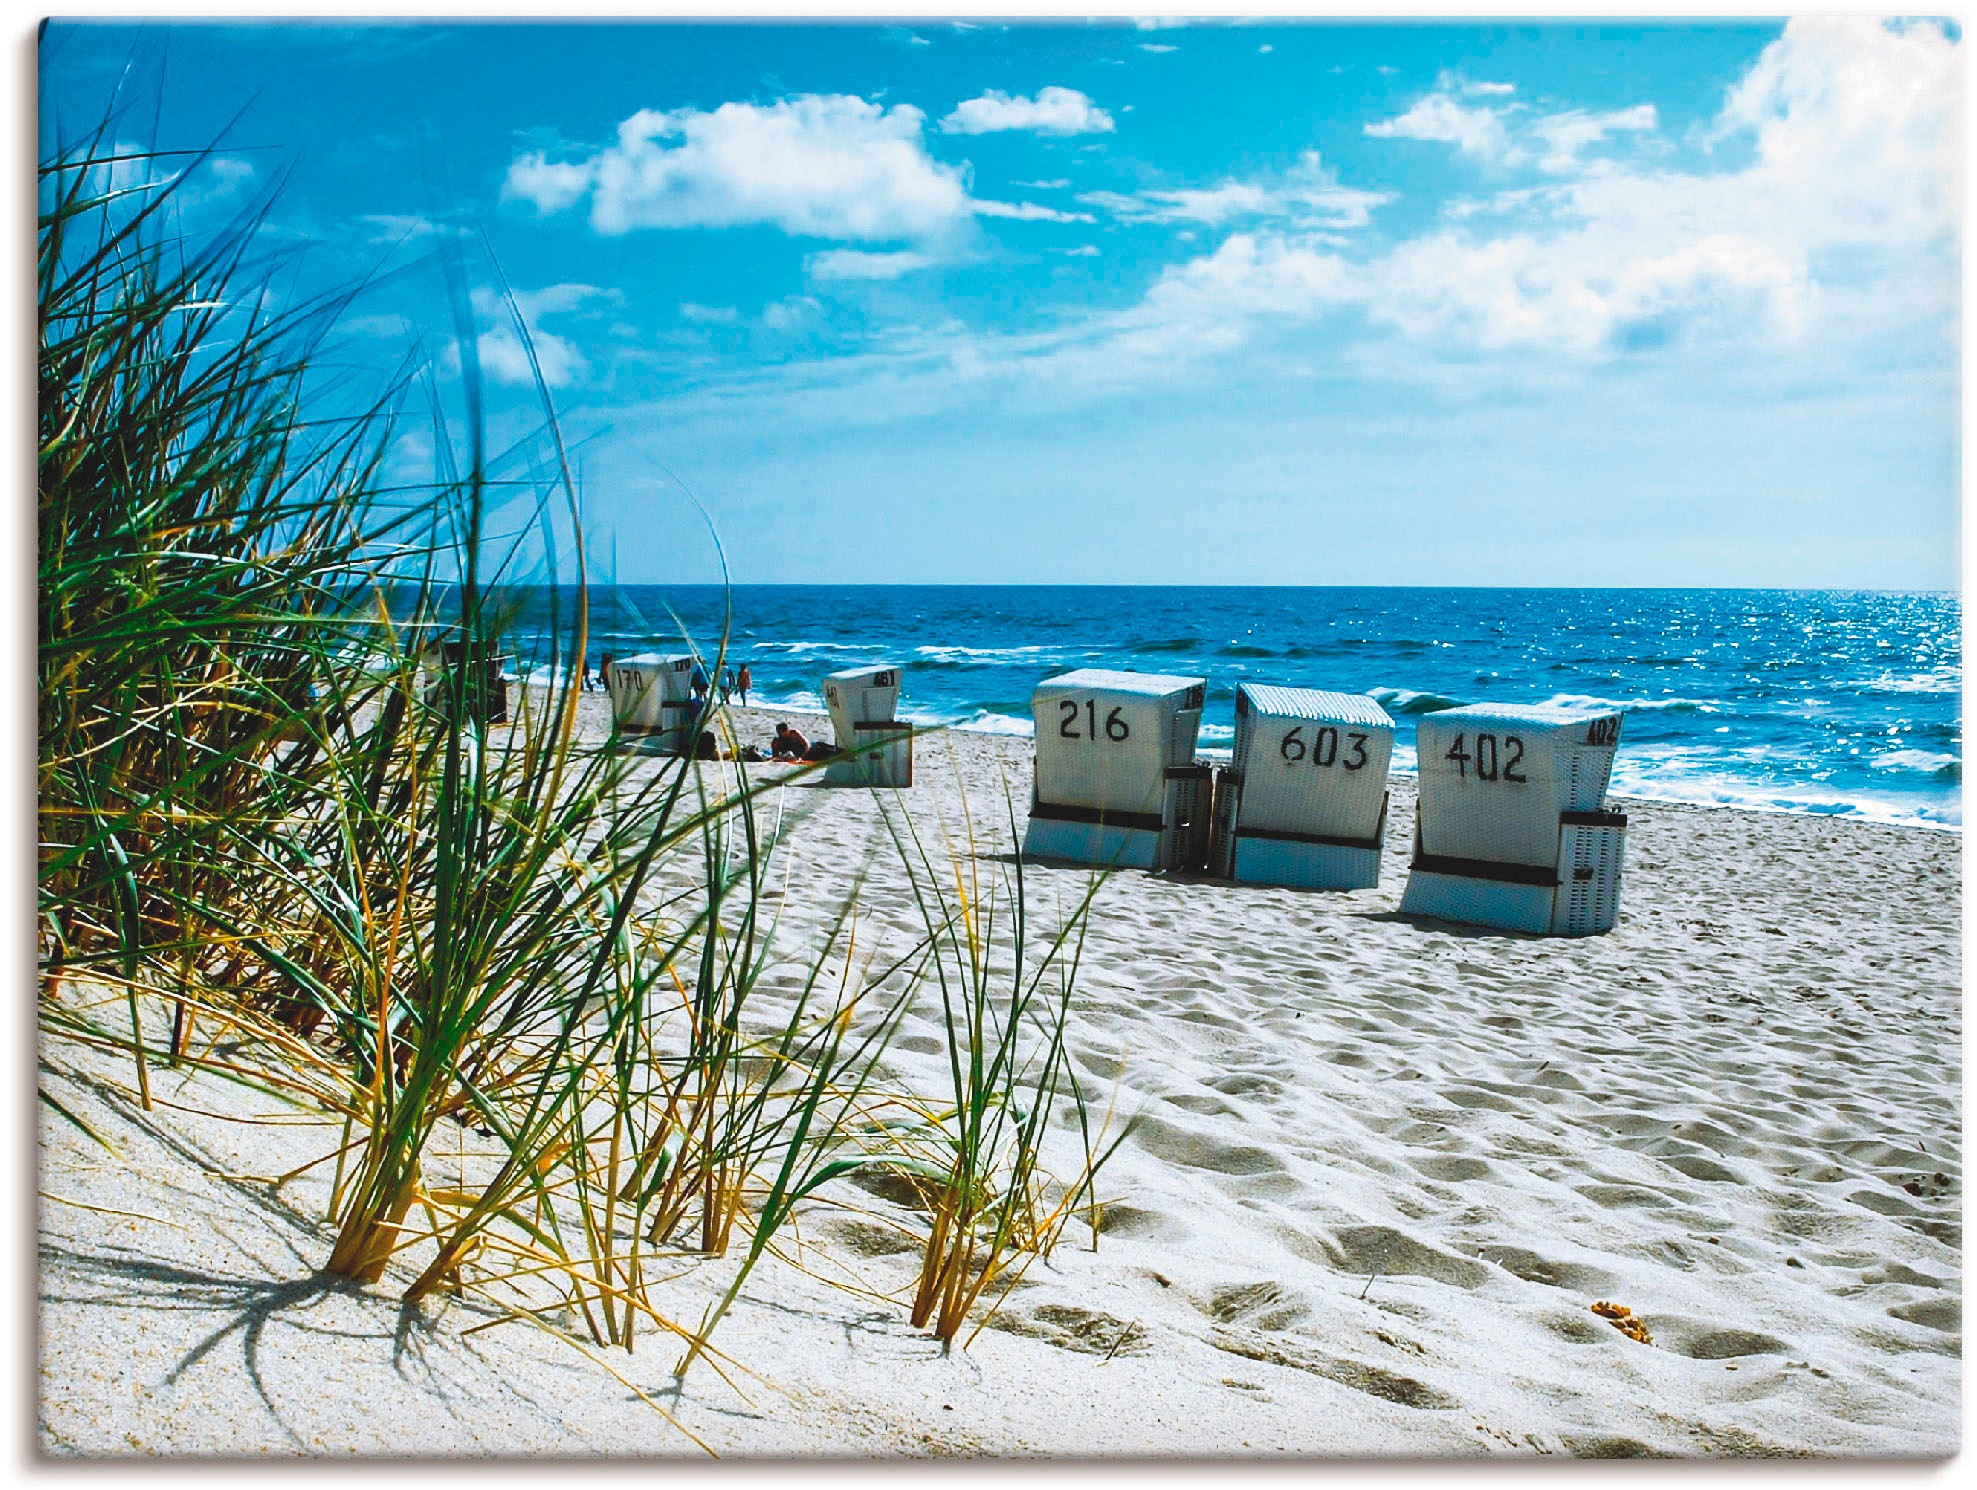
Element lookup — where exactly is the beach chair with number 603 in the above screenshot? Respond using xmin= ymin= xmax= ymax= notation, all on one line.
xmin=1211 ymin=685 xmax=1395 ymax=889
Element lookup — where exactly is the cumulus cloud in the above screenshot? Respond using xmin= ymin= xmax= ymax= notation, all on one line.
xmin=1145 ymin=18 xmax=1955 ymax=363
xmin=600 ymin=18 xmax=1957 ymax=425
xmin=1365 ymin=92 xmax=1517 ymax=160
xmin=1081 ymin=151 xmax=1392 ymax=230
xmin=504 ymin=95 xmax=970 ymax=241
xmin=940 ymin=86 xmax=1114 ymax=136
xmin=809 ymin=248 xmax=936 ymax=281
xmin=1368 ymin=75 xmax=1655 ymax=175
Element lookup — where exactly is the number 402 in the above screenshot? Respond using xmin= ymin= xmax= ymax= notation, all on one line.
xmin=1444 ymin=732 xmax=1527 ymax=783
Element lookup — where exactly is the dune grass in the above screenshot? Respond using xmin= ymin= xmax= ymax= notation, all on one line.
xmin=37 ymin=118 xmax=1134 ymax=1415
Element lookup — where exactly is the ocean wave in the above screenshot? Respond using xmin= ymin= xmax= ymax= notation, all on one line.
xmin=1365 ymin=686 xmax=1466 ymax=715
xmin=1872 ymin=748 xmax=1961 ymax=781
xmin=954 ymin=711 xmax=1036 ymax=737
xmin=1609 ymin=753 xmax=1959 ymax=830
xmin=1536 ymin=692 xmax=1721 ymax=715
xmin=747 ymin=640 xmax=872 ymax=656
xmin=1866 ymin=669 xmax=1962 ymax=696
xmin=913 ymin=644 xmax=1058 ymax=662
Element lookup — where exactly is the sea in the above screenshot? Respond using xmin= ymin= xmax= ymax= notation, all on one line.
xmin=493 ymin=586 xmax=1961 ymax=831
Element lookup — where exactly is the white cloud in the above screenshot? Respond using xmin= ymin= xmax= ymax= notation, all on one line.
xmin=809 ymin=248 xmax=936 ymax=281
xmin=1369 ymin=74 xmax=1653 ymax=175
xmin=1138 ymin=44 xmax=1178 ymax=55
xmin=762 ymin=295 xmax=823 ymax=332
xmin=1060 ymin=244 xmax=1101 ymax=257
xmin=459 ymin=282 xmax=612 ymax=388
xmin=1531 ymin=104 xmax=1658 ymax=174
xmin=1365 ymin=92 xmax=1517 ymax=161
xmin=502 ymin=153 xmax=592 ymax=214
xmin=1139 ymin=18 xmax=1955 ymax=363
xmin=972 ymin=199 xmax=1097 ymax=223
xmin=940 ymin=86 xmax=1114 ymax=136
xmin=601 ymin=18 xmax=1957 ymax=426
xmin=679 ymin=302 xmax=739 ymax=323
xmin=1081 ymin=151 xmax=1391 ymax=230
xmin=359 ymin=213 xmax=471 ymax=245
xmin=504 ymin=95 xmax=970 ymax=242
xmin=1014 ymin=178 xmax=1071 ymax=190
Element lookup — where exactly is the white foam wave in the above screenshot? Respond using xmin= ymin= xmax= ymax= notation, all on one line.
xmin=1872 ymin=748 xmax=1961 ymax=777
xmin=1867 ymin=669 xmax=1961 ymax=695
xmin=1609 ymin=752 xmax=1959 ymax=830
xmin=1537 ymin=692 xmax=1721 ymax=715
xmin=913 ymin=644 xmax=1058 ymax=662
xmin=954 ymin=711 xmax=1036 ymax=737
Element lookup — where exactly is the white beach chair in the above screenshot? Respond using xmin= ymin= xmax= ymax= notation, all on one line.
xmin=822 ymin=664 xmax=913 ymax=786
xmin=607 ymin=652 xmax=700 ymax=754
xmin=1212 ymin=685 xmax=1395 ymax=890
xmin=1399 ymin=702 xmax=1627 ymax=935
xmin=1024 ymin=669 xmax=1211 ymax=871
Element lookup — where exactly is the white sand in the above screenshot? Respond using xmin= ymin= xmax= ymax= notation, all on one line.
xmin=37 ymin=700 xmax=1961 ymax=1458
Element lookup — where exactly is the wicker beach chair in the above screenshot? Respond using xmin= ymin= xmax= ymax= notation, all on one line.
xmin=1024 ymin=669 xmax=1211 ymax=872
xmin=822 ymin=664 xmax=913 ymax=786
xmin=1399 ymin=702 xmax=1627 ymax=935
xmin=607 ymin=652 xmax=699 ymax=754
xmin=1212 ymin=685 xmax=1395 ymax=890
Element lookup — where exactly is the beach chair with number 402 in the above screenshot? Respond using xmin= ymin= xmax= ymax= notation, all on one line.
xmin=1399 ymin=702 xmax=1627 ymax=936
xmin=1023 ymin=669 xmax=1213 ymax=872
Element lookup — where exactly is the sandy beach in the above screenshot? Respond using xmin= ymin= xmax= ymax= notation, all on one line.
xmin=37 ymin=697 xmax=1961 ymax=1459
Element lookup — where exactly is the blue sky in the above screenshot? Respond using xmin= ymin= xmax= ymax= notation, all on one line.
xmin=39 ymin=16 xmax=1962 ymax=587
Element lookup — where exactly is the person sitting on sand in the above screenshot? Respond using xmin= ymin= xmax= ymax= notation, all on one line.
xmin=770 ymin=722 xmax=808 ymax=760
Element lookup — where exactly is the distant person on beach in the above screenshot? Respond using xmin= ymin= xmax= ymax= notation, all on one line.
xmin=771 ymin=722 xmax=808 ymax=760
xmin=719 ymin=665 xmax=735 ymax=701
xmin=736 ymin=664 xmax=751 ymax=705
xmin=597 ymin=653 xmax=614 ymax=692
xmin=690 ymin=662 xmax=709 ymax=701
